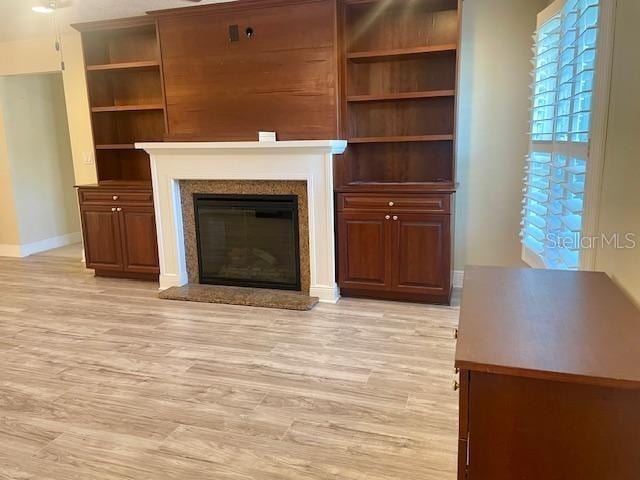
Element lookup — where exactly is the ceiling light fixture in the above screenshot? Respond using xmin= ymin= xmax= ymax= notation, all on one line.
xmin=32 ymin=2 xmax=55 ymax=14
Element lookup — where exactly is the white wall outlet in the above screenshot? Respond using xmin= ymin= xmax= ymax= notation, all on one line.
xmin=258 ymin=131 xmax=277 ymax=142
xmin=83 ymin=151 xmax=94 ymax=165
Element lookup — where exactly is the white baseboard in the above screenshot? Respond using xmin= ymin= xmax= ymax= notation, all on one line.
xmin=310 ymin=284 xmax=340 ymax=304
xmin=453 ymin=270 xmax=464 ymax=289
xmin=0 ymin=232 xmax=81 ymax=258
xmin=159 ymin=273 xmax=188 ymax=291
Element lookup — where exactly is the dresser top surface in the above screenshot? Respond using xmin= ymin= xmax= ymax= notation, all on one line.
xmin=455 ymin=266 xmax=640 ymax=389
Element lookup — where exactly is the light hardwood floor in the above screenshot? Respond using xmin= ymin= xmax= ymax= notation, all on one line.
xmin=0 ymin=250 xmax=460 ymax=479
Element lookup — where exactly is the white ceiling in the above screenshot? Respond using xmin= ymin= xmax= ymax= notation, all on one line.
xmin=0 ymin=0 xmax=233 ymax=42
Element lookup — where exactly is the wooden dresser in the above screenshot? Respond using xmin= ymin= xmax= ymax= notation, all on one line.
xmin=455 ymin=266 xmax=640 ymax=480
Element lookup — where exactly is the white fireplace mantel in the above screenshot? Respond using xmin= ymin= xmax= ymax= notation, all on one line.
xmin=136 ymin=140 xmax=347 ymax=303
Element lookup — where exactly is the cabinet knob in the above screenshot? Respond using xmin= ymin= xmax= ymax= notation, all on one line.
xmin=454 ymin=328 xmax=458 ymax=339
xmin=385 ymin=215 xmax=391 ymax=220
xmin=112 ymin=195 xmax=119 ymax=201
xmin=388 ymin=201 xmax=394 ymax=207
xmin=111 ymin=207 xmax=116 ymax=212
xmin=116 ymin=207 xmax=122 ymax=212
xmin=392 ymin=215 xmax=398 ymax=221
xmin=453 ymin=380 xmax=460 ymax=391
xmin=455 ymin=367 xmax=460 ymax=374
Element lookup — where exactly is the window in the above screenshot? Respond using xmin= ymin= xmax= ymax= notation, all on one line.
xmin=521 ymin=0 xmax=608 ymax=270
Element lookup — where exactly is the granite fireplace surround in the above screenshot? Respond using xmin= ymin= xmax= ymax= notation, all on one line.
xmin=179 ymin=180 xmax=311 ymax=295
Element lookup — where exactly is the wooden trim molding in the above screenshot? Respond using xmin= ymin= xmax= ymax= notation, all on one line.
xmin=72 ymin=15 xmax=156 ymax=32
xmin=148 ymin=0 xmax=329 ymax=18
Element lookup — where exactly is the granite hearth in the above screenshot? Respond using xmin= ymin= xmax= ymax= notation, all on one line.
xmin=159 ymin=284 xmax=318 ymax=311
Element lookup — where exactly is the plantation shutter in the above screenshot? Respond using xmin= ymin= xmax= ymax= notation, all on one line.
xmin=521 ymin=0 xmax=601 ymax=269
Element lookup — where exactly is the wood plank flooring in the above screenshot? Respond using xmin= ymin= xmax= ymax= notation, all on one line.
xmin=0 ymin=249 xmax=460 ymax=479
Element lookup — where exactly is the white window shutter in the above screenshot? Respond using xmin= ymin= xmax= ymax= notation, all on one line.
xmin=522 ymin=0 xmax=601 ymax=270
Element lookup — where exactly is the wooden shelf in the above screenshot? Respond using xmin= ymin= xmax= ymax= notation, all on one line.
xmin=345 ymin=0 xmax=457 ymax=7
xmin=91 ymin=104 xmax=164 ymax=113
xmin=347 ymin=44 xmax=457 ymax=62
xmin=95 ymin=144 xmax=136 ymax=150
xmin=97 ymin=180 xmax=153 ymax=187
xmin=347 ymin=90 xmax=455 ymax=102
xmin=348 ymin=134 xmax=454 ymax=144
xmin=86 ymin=60 xmax=160 ymax=72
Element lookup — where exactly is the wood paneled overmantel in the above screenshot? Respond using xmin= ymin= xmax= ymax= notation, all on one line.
xmin=149 ymin=0 xmax=340 ymax=142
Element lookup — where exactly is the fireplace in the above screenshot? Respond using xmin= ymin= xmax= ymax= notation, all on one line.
xmin=137 ymin=140 xmax=346 ymax=303
xmin=194 ymin=194 xmax=301 ymax=291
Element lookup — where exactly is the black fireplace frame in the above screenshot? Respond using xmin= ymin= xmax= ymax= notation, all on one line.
xmin=193 ymin=193 xmax=301 ymax=291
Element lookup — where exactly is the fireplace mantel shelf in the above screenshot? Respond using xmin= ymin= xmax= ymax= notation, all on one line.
xmin=137 ymin=139 xmax=347 ymax=303
xmin=136 ymin=140 xmax=347 ymax=155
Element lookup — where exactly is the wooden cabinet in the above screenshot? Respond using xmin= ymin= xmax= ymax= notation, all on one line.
xmin=338 ymin=212 xmax=392 ymax=291
xmin=80 ymin=205 xmax=124 ymax=271
xmin=335 ymin=0 xmax=460 ymax=304
xmin=118 ymin=206 xmax=160 ymax=275
xmin=392 ymin=213 xmax=450 ymax=296
xmin=71 ymin=1 xmax=458 ymax=299
xmin=338 ymin=194 xmax=452 ymax=303
xmin=455 ymin=267 xmax=640 ymax=480
xmin=78 ymin=186 xmax=159 ymax=280
xmin=73 ymin=18 xmax=166 ymax=282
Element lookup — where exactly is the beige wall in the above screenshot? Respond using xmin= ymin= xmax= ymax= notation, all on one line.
xmin=455 ymin=0 xmax=548 ymax=270
xmin=0 ymin=73 xmax=80 ymax=245
xmin=0 ymin=33 xmax=96 ymax=186
xmin=595 ymin=0 xmax=640 ymax=304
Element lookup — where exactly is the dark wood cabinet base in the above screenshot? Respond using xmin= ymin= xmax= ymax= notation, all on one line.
xmin=95 ymin=269 xmax=159 ymax=282
xmin=337 ymin=193 xmax=453 ymax=304
xmin=78 ymin=185 xmax=160 ymax=282
xmin=340 ymin=287 xmax=452 ymax=305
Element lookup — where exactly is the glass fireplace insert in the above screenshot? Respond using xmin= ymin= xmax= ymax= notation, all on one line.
xmin=193 ymin=194 xmax=301 ymax=291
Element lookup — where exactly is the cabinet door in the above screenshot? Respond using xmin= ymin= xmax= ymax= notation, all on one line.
xmin=391 ymin=213 xmax=451 ymax=297
xmin=118 ymin=206 xmax=160 ymax=275
xmin=80 ymin=206 xmax=123 ymax=271
xmin=338 ymin=212 xmax=392 ymax=291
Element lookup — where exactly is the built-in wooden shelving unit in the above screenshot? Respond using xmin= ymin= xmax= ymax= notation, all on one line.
xmin=337 ymin=0 xmax=460 ymax=191
xmin=79 ymin=18 xmax=167 ymax=185
xmin=336 ymin=0 xmax=460 ymax=304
